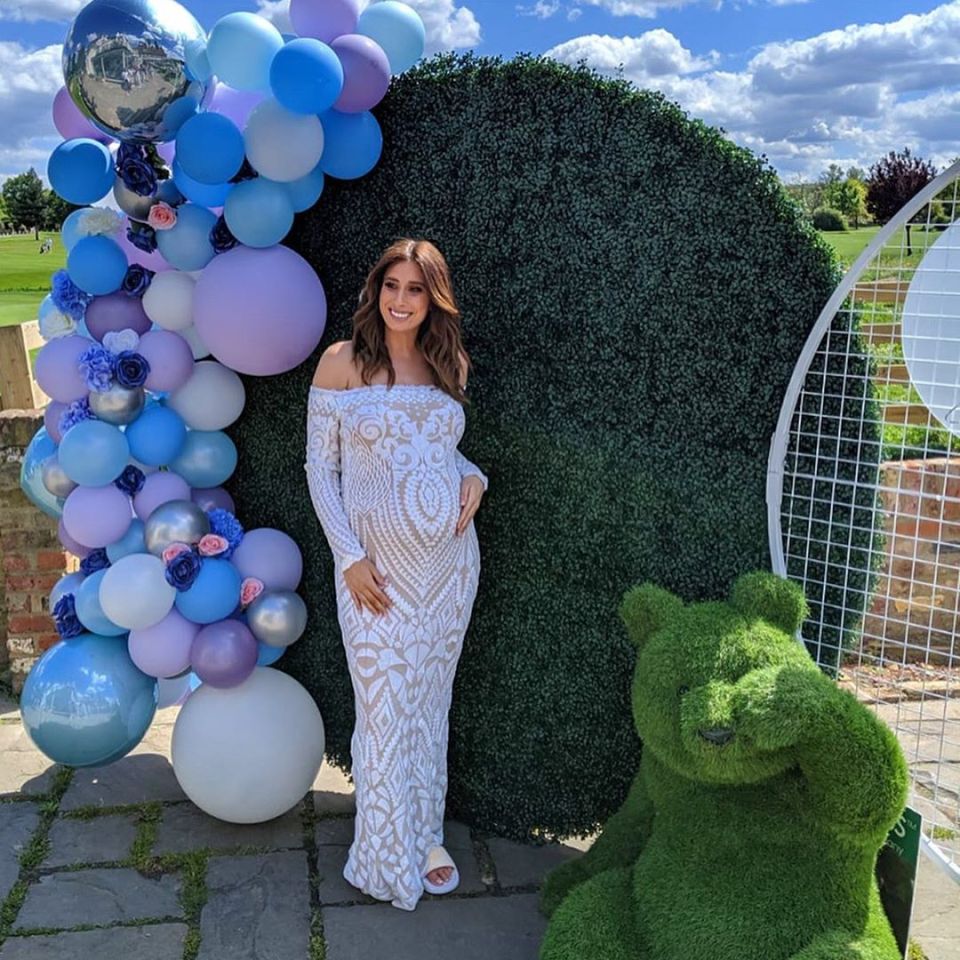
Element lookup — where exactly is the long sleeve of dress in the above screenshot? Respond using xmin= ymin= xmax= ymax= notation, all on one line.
xmin=454 ymin=450 xmax=489 ymax=492
xmin=305 ymin=386 xmax=368 ymax=571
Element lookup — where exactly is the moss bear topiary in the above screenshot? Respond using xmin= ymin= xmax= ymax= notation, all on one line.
xmin=540 ymin=571 xmax=908 ymax=960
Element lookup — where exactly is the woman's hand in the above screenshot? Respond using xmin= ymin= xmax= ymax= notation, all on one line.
xmin=456 ymin=475 xmax=485 ymax=535
xmin=343 ymin=558 xmax=392 ymax=615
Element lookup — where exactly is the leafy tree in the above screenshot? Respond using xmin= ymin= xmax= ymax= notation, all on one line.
xmin=829 ymin=178 xmax=869 ymax=229
xmin=845 ymin=165 xmax=867 ymax=183
xmin=867 ymin=147 xmax=938 ymax=254
xmin=1 ymin=169 xmax=46 ymax=239
xmin=43 ymin=190 xmax=75 ymax=231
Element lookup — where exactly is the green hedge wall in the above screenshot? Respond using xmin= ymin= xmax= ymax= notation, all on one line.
xmin=228 ymin=53 xmax=844 ymax=840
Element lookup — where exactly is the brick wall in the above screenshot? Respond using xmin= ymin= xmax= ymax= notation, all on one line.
xmin=0 ymin=410 xmax=75 ymax=693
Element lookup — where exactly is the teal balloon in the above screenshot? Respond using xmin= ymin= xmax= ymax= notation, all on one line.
xmin=284 ymin=165 xmax=324 ymax=213
xmin=75 ymin=569 xmax=126 ymax=636
xmin=172 ymin=161 xmax=233 ymax=207
xmin=224 ymin=178 xmax=294 ymax=248
xmin=21 ymin=426 xmax=64 ymax=519
xmin=59 ymin=419 xmax=130 ymax=486
xmin=67 ymin=235 xmax=128 ymax=295
xmin=169 ymin=430 xmax=238 ymax=487
xmin=155 ymin=204 xmax=217 ymax=271
xmin=126 ymin=404 xmax=188 ymax=466
xmin=106 ymin=518 xmax=147 ymax=562
xmin=20 ymin=633 xmax=157 ymax=768
xmin=357 ymin=0 xmax=425 ymax=74
xmin=175 ymin=558 xmax=241 ymax=624
xmin=318 ymin=109 xmax=382 ymax=179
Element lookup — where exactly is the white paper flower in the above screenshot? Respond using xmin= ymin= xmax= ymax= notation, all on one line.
xmin=102 ymin=328 xmax=141 ymax=355
xmin=37 ymin=307 xmax=76 ymax=341
xmin=77 ymin=207 xmax=123 ymax=238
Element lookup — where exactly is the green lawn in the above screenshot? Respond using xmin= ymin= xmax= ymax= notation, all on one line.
xmin=0 ymin=233 xmax=66 ymax=327
xmin=816 ymin=223 xmax=941 ymax=273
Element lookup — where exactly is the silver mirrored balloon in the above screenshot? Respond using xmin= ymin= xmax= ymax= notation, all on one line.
xmin=144 ymin=498 xmax=210 ymax=555
xmin=114 ymin=176 xmax=183 ymax=220
xmin=88 ymin=383 xmax=145 ymax=425
xmin=62 ymin=0 xmax=212 ymax=143
xmin=247 ymin=591 xmax=308 ymax=648
xmin=40 ymin=455 xmax=78 ymax=499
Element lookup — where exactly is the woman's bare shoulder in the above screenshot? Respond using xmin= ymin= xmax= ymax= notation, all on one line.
xmin=312 ymin=341 xmax=355 ymax=389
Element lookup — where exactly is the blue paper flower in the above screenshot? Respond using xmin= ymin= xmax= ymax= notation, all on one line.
xmin=79 ymin=548 xmax=110 ymax=577
xmin=51 ymin=270 xmax=93 ymax=322
xmin=165 ymin=550 xmax=203 ymax=592
xmin=207 ymin=508 xmax=244 ymax=559
xmin=114 ymin=465 xmax=146 ymax=497
xmin=58 ymin=397 xmax=94 ymax=435
xmin=126 ymin=223 xmax=158 ymax=254
xmin=78 ymin=344 xmax=117 ymax=393
xmin=210 ymin=215 xmax=239 ymax=254
xmin=117 ymin=144 xmax=158 ymax=198
xmin=115 ymin=351 xmax=150 ymax=389
xmin=53 ymin=594 xmax=84 ymax=640
xmin=121 ymin=264 xmax=155 ymax=298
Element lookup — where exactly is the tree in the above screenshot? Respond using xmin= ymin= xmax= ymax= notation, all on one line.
xmin=845 ymin=165 xmax=868 ymax=183
xmin=43 ymin=190 xmax=75 ymax=231
xmin=831 ymin=178 xmax=869 ymax=229
xmin=1 ymin=169 xmax=46 ymax=239
xmin=866 ymin=147 xmax=938 ymax=255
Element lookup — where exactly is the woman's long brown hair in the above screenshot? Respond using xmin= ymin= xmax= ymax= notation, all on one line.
xmin=351 ymin=238 xmax=471 ymax=404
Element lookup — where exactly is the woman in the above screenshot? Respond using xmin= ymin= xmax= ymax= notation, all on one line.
xmin=304 ymin=238 xmax=487 ymax=911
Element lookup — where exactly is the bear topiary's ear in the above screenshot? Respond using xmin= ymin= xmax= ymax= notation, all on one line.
xmin=619 ymin=583 xmax=684 ymax=649
xmin=729 ymin=571 xmax=808 ymax=635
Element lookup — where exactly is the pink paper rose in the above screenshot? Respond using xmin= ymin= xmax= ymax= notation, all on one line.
xmin=161 ymin=542 xmax=192 ymax=565
xmin=240 ymin=577 xmax=265 ymax=608
xmin=198 ymin=533 xmax=229 ymax=557
xmin=147 ymin=201 xmax=177 ymax=231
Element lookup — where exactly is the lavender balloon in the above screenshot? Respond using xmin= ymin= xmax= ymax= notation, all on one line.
xmin=331 ymin=34 xmax=391 ymax=113
xmin=129 ymin=608 xmax=198 ymax=678
xmin=85 ymin=292 xmax=152 ymax=341
xmin=117 ymin=219 xmax=170 ymax=272
xmin=231 ymin=528 xmax=303 ymax=591
xmin=44 ymin=401 xmax=67 ymax=444
xmin=208 ymin=82 xmax=264 ymax=127
xmin=58 ymin=517 xmax=93 ymax=558
xmin=290 ymin=0 xmax=360 ymax=42
xmin=190 ymin=619 xmax=258 ymax=688
xmin=134 ymin=471 xmax=192 ymax=520
xmin=35 ymin=336 xmax=90 ymax=403
xmin=137 ymin=330 xmax=195 ymax=392
xmin=52 ymin=87 xmax=110 ymax=143
xmin=62 ymin=485 xmax=133 ymax=548
xmin=191 ymin=486 xmax=235 ymax=513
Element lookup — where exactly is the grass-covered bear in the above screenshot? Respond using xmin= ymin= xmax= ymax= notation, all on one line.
xmin=540 ymin=571 xmax=908 ymax=960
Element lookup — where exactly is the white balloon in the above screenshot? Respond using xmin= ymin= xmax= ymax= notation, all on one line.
xmin=167 ymin=361 xmax=246 ymax=430
xmin=244 ymin=98 xmax=324 ymax=183
xmin=171 ymin=668 xmax=325 ymax=823
xmin=142 ymin=271 xmax=196 ymax=332
xmin=179 ymin=323 xmax=212 ymax=360
xmin=99 ymin=553 xmax=176 ymax=630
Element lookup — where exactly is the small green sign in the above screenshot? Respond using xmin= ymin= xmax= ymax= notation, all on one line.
xmin=876 ymin=806 xmax=922 ymax=958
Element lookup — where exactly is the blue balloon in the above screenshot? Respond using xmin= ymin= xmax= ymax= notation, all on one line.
xmin=20 ymin=426 xmax=63 ymax=519
xmin=224 ymin=179 xmax=294 ymax=248
xmin=206 ymin=12 xmax=284 ymax=93
xmin=175 ymin=112 xmax=245 ymax=185
xmin=48 ymin=139 xmax=114 ymax=205
xmin=257 ymin=641 xmax=284 ymax=666
xmin=51 ymin=571 xmax=86 ymax=611
xmin=67 ymin=235 xmax=128 ymax=296
xmin=125 ymin=404 xmax=188 ymax=466
xmin=75 ymin=569 xmax=126 ymax=636
xmin=61 ymin=208 xmax=88 ymax=252
xmin=270 ymin=38 xmax=343 ymax=115
xmin=155 ymin=203 xmax=217 ymax=271
xmin=106 ymin=518 xmax=147 ymax=563
xmin=318 ymin=110 xmax=383 ymax=180
xmin=20 ymin=633 xmax=157 ymax=768
xmin=58 ymin=419 xmax=130 ymax=486
xmin=172 ymin=161 xmax=233 ymax=208
xmin=284 ymin=165 xmax=325 ymax=213
xmin=169 ymin=430 xmax=238 ymax=487
xmin=175 ymin=558 xmax=241 ymax=624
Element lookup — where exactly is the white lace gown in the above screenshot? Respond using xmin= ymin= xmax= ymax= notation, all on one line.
xmin=304 ymin=383 xmax=486 ymax=911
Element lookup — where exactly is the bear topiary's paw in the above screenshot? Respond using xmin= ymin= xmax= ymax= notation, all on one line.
xmin=540 ymin=858 xmax=591 ymax=918
xmin=540 ymin=867 xmax=639 ymax=960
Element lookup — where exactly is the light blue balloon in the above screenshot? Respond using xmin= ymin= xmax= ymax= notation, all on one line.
xmin=318 ymin=109 xmax=383 ymax=180
xmin=20 ymin=426 xmax=63 ymax=519
xmin=224 ymin=179 xmax=294 ymax=248
xmin=284 ymin=165 xmax=325 ymax=213
xmin=257 ymin=641 xmax=284 ymax=666
xmin=59 ymin=419 xmax=130 ymax=486
xmin=61 ymin=208 xmax=89 ymax=252
xmin=357 ymin=0 xmax=426 ymax=74
xmin=48 ymin=139 xmax=114 ymax=205
xmin=175 ymin=112 xmax=245 ymax=185
xmin=155 ymin=204 xmax=217 ymax=271
xmin=172 ymin=161 xmax=233 ymax=208
xmin=174 ymin=558 xmax=241 ymax=624
xmin=270 ymin=38 xmax=343 ymax=115
xmin=20 ymin=633 xmax=157 ymax=768
xmin=125 ymin=404 xmax=188 ymax=466
xmin=206 ymin=12 xmax=283 ymax=93
xmin=67 ymin=235 xmax=128 ymax=296
xmin=75 ymin=569 xmax=126 ymax=636
xmin=185 ymin=38 xmax=212 ymax=82
xmin=169 ymin=430 xmax=238 ymax=487
xmin=106 ymin=518 xmax=147 ymax=563
xmin=51 ymin=571 xmax=86 ymax=611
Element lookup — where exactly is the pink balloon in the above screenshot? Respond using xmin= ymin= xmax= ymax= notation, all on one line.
xmin=207 ymin=83 xmax=264 ymax=128
xmin=231 ymin=528 xmax=303 ymax=590
xmin=133 ymin=471 xmax=192 ymax=520
xmin=52 ymin=87 xmax=110 ymax=143
xmin=34 ymin=335 xmax=91 ymax=403
xmin=290 ymin=0 xmax=360 ymax=42
xmin=191 ymin=487 xmax=235 ymax=513
xmin=58 ymin=517 xmax=93 ymax=558
xmin=191 ymin=619 xmax=258 ymax=688
xmin=116 ymin=218 xmax=171 ymax=272
xmin=62 ymin=485 xmax=132 ymax=548
xmin=84 ymin=292 xmax=152 ymax=341
xmin=129 ymin=608 xmax=198 ymax=678
xmin=137 ymin=330 xmax=195 ymax=392
xmin=44 ymin=401 xmax=67 ymax=444
xmin=331 ymin=34 xmax=391 ymax=113
xmin=193 ymin=246 xmax=326 ymax=375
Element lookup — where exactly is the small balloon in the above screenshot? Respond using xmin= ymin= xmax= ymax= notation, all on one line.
xmin=155 ymin=204 xmax=217 ymax=272
xmin=331 ymin=34 xmax=390 ymax=114
xmin=129 ymin=608 xmax=199 ymax=678
xmin=167 ymin=361 xmax=246 ymax=430
xmin=144 ymin=499 xmax=210 ymax=555
xmin=190 ymin=618 xmax=258 ymax=687
xmin=88 ymin=383 xmax=145 ymax=425
xmin=191 ymin=487 xmax=234 ymax=514
xmin=34 ymin=336 xmax=92 ymax=404
xmin=48 ymin=139 xmax=115 ymax=205
xmin=58 ymin=517 xmax=93 ymax=559
xmin=106 ymin=518 xmax=147 ymax=563
xmin=270 ymin=38 xmax=343 ymax=115
xmin=125 ymin=404 xmax=188 ymax=467
xmin=175 ymin=559 xmax=242 ymax=625
xmin=231 ymin=528 xmax=303 ymax=590
xmin=85 ymin=291 xmax=152 ymax=341
xmin=318 ymin=109 xmax=382 ymax=180
xmin=175 ymin=112 xmax=245 ymax=185
xmin=357 ymin=0 xmax=425 ymax=74
xmin=244 ymin=98 xmax=324 ymax=183
xmin=62 ymin=484 xmax=133 ymax=549
xmin=142 ymin=270 xmax=196 ymax=332
xmin=137 ymin=330 xmax=195 ymax=392
xmin=290 ymin=0 xmax=360 ymax=43
xmin=223 ymin=178 xmax=294 ymax=248
xmin=76 ymin=569 xmax=127 ymax=637
xmin=246 ymin=590 xmax=308 ymax=648
xmin=41 ymin=455 xmax=78 ymax=499
xmin=168 ymin=430 xmax=238 ymax=488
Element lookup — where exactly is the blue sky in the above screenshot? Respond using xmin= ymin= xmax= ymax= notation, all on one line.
xmin=2 ymin=0 xmax=959 ymax=183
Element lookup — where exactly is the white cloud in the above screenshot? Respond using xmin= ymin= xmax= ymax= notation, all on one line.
xmin=517 ymin=1 xmax=562 ymax=18
xmin=546 ymin=30 xmax=718 ymax=78
xmin=0 ymin=0 xmax=84 ymax=22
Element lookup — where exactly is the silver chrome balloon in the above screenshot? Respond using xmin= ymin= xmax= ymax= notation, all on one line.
xmin=40 ymin=455 xmax=78 ymax=499
xmin=144 ymin=498 xmax=210 ymax=555
xmin=247 ymin=591 xmax=308 ymax=648
xmin=114 ymin=176 xmax=183 ymax=220
xmin=88 ymin=383 xmax=145 ymax=425
xmin=62 ymin=0 xmax=212 ymax=143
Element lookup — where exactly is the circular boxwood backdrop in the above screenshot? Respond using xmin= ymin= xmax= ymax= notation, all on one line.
xmin=228 ymin=53 xmax=843 ymax=840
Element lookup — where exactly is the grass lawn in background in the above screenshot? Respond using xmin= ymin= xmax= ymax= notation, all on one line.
xmin=817 ymin=224 xmax=941 ymax=273
xmin=0 ymin=233 xmax=66 ymax=327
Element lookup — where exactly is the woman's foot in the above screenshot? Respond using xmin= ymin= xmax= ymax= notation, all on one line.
xmin=426 ymin=866 xmax=454 ymax=886
xmin=422 ymin=846 xmax=459 ymax=895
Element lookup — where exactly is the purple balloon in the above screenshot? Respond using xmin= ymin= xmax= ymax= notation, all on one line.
xmin=34 ymin=335 xmax=91 ymax=403
xmin=116 ymin=218 xmax=171 ymax=272
xmin=137 ymin=330 xmax=195 ymax=392
xmin=84 ymin=292 xmax=152 ymax=342
xmin=58 ymin=517 xmax=94 ymax=558
xmin=44 ymin=401 xmax=67 ymax=444
xmin=62 ymin=485 xmax=133 ymax=548
xmin=133 ymin=470 xmax=192 ymax=520
xmin=331 ymin=34 xmax=391 ymax=113
xmin=193 ymin=246 xmax=326 ymax=376
xmin=156 ymin=141 xmax=176 ymax=166
xmin=52 ymin=87 xmax=110 ymax=143
xmin=290 ymin=0 xmax=360 ymax=43
xmin=230 ymin=528 xmax=303 ymax=591
xmin=129 ymin=608 xmax=198 ymax=678
xmin=190 ymin=619 xmax=258 ymax=688
xmin=191 ymin=486 xmax=235 ymax=513
xmin=208 ymin=83 xmax=264 ymax=128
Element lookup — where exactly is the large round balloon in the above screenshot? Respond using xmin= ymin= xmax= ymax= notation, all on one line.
xmin=206 ymin=12 xmax=283 ymax=92
xmin=142 ymin=270 xmax=195 ymax=332
xmin=129 ymin=608 xmax=198 ymax=678
xmin=175 ymin=112 xmax=245 ymax=185
xmin=100 ymin=553 xmax=176 ymax=630
xmin=270 ymin=38 xmax=343 ymax=115
xmin=331 ymin=34 xmax=390 ymax=114
xmin=144 ymin=498 xmax=210 ymax=555
xmin=290 ymin=0 xmax=359 ymax=43
xmin=88 ymin=383 xmax=145 ymax=426
xmin=190 ymin=619 xmax=258 ymax=687
xmin=34 ymin=335 xmax=91 ymax=404
xmin=168 ymin=430 xmax=238 ymax=487
xmin=75 ymin=569 xmax=127 ymax=637
xmin=357 ymin=0 xmax=425 ymax=75
xmin=126 ymin=403 xmax=188 ymax=466
xmin=20 ymin=427 xmax=64 ymax=519
xmin=134 ymin=471 xmax=192 ymax=520
xmin=62 ymin=0 xmax=211 ymax=142
xmin=171 ymin=667 xmax=325 ymax=822
xmin=223 ymin=178 xmax=294 ymax=248
xmin=58 ymin=419 xmax=130 ymax=486
xmin=137 ymin=330 xmax=195 ymax=393
xmin=155 ymin=204 xmax=217 ymax=272
xmin=174 ymin=558 xmax=241 ymax=624
xmin=52 ymin=86 xmax=110 ymax=143
xmin=21 ymin=633 xmax=157 ymax=768
xmin=193 ymin=245 xmax=326 ymax=375
xmin=246 ymin=590 xmax=307 ymax=648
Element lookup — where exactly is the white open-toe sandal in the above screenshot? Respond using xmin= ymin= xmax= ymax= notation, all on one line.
xmin=422 ymin=845 xmax=460 ymax=895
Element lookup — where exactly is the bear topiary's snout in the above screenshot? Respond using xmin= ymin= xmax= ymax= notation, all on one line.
xmin=698 ymin=727 xmax=735 ymax=746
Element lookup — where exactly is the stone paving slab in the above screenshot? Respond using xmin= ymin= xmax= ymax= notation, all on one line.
xmin=486 ymin=837 xmax=583 ymax=889
xmin=313 ymin=763 xmax=355 ymax=815
xmin=0 ymin=803 xmax=39 ymax=902
xmin=43 ymin=813 xmax=138 ymax=868
xmin=0 ymin=923 xmax=188 ymax=960
xmin=323 ymin=892 xmax=547 ymax=960
xmin=0 ymin=695 xmax=19 ymax=721
xmin=154 ymin=803 xmax=304 ymax=855
xmin=14 ymin=867 xmax=182 ymax=931
xmin=912 ymin=853 xmax=960 ymax=960
xmin=198 ymin=851 xmax=310 ymax=960
xmin=0 ymin=725 xmax=58 ymax=797
xmin=60 ymin=752 xmax=185 ymax=811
